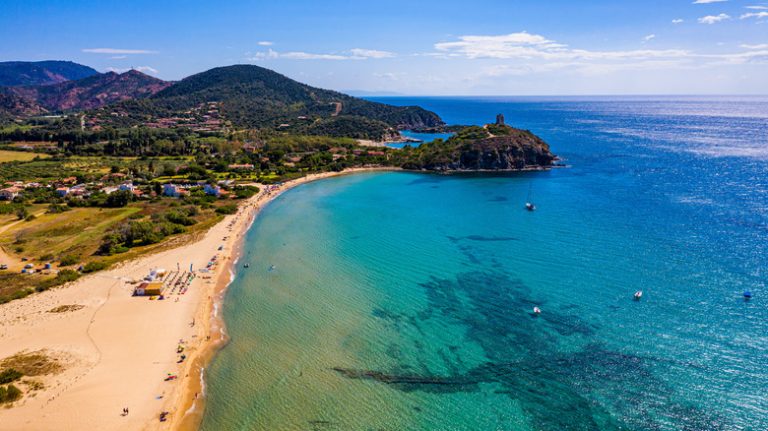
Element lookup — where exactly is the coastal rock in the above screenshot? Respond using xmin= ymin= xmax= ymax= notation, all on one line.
xmin=402 ymin=124 xmax=556 ymax=172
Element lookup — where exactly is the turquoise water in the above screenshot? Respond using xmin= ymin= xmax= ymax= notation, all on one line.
xmin=201 ymin=97 xmax=768 ymax=430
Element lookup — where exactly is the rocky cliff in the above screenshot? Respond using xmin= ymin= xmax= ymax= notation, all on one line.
xmin=401 ymin=123 xmax=556 ymax=172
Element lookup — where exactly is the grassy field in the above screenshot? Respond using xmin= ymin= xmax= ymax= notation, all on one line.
xmin=0 ymin=206 xmax=141 ymax=262
xmin=0 ymin=200 xmax=226 ymax=304
xmin=0 ymin=150 xmax=50 ymax=163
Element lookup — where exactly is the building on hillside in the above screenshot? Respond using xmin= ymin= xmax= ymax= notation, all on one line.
xmin=119 ymin=182 xmax=135 ymax=192
xmin=204 ymin=184 xmax=221 ymax=197
xmin=56 ymin=187 xmax=70 ymax=197
xmin=228 ymin=163 xmax=255 ymax=170
xmin=163 ymin=184 xmax=180 ymax=197
xmin=0 ymin=186 xmax=22 ymax=200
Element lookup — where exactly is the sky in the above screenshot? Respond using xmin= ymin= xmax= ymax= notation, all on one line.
xmin=1 ymin=0 xmax=767 ymax=95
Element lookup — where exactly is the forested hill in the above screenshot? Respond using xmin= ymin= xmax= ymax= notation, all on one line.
xmin=146 ymin=65 xmax=443 ymax=132
xmin=0 ymin=61 xmax=99 ymax=87
xmin=0 ymin=63 xmax=444 ymax=141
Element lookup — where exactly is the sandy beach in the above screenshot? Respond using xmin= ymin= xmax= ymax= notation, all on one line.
xmin=0 ymin=167 xmax=396 ymax=431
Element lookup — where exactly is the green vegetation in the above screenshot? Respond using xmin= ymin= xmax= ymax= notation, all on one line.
xmin=0 ymin=368 xmax=22 ymax=384
xmin=0 ymin=348 xmax=68 ymax=403
xmin=215 ymin=204 xmax=238 ymax=215
xmin=0 ymin=150 xmax=50 ymax=162
xmin=35 ymin=270 xmax=80 ymax=292
xmin=82 ymin=261 xmax=108 ymax=273
xmin=0 ymin=384 xmax=22 ymax=403
xmin=0 ymin=350 xmax=63 ymax=376
xmin=0 ymin=63 xmax=554 ymax=309
xmin=141 ymin=65 xmax=442 ymax=131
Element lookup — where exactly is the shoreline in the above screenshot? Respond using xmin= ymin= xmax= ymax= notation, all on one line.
xmin=0 ymin=166 xmax=398 ymax=431
xmin=170 ymin=166 xmax=399 ymax=431
xmin=0 ymin=164 xmax=553 ymax=430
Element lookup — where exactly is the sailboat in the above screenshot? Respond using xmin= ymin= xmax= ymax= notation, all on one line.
xmin=525 ymin=184 xmax=536 ymax=211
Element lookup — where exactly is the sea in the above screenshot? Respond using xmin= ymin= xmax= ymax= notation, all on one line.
xmin=199 ymin=96 xmax=768 ymax=431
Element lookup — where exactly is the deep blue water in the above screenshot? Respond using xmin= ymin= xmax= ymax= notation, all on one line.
xmin=201 ymin=97 xmax=768 ymax=430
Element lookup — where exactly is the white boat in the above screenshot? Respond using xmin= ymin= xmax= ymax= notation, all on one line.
xmin=533 ymin=306 xmax=542 ymax=315
xmin=525 ymin=184 xmax=536 ymax=211
xmin=634 ymin=291 xmax=643 ymax=301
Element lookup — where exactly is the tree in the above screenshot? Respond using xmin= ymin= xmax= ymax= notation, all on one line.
xmin=15 ymin=207 xmax=28 ymax=220
xmin=104 ymin=190 xmax=132 ymax=208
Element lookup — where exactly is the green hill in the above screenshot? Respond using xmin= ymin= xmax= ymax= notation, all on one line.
xmin=139 ymin=65 xmax=443 ymax=138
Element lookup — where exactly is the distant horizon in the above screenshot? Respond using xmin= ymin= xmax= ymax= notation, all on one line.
xmin=4 ymin=58 xmax=768 ymax=98
xmin=3 ymin=0 xmax=768 ymax=95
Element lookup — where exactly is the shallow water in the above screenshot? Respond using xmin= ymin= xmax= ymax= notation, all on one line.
xmin=201 ymin=97 xmax=768 ymax=430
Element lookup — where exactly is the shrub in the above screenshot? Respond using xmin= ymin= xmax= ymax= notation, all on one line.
xmin=0 ymin=384 xmax=22 ymax=403
xmin=47 ymin=204 xmax=70 ymax=214
xmin=25 ymin=214 xmax=36 ymax=222
xmin=36 ymin=269 xmax=81 ymax=292
xmin=82 ymin=261 xmax=108 ymax=273
xmin=165 ymin=211 xmax=196 ymax=226
xmin=215 ymin=204 xmax=238 ymax=215
xmin=0 ymin=369 xmax=23 ymax=384
xmin=59 ymin=254 xmax=80 ymax=266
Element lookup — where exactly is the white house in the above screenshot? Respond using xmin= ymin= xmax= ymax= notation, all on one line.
xmin=0 ymin=186 xmax=21 ymax=200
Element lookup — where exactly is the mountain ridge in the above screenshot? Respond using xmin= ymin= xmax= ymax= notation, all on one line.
xmin=3 ymin=69 xmax=171 ymax=113
xmin=0 ymin=60 xmax=99 ymax=87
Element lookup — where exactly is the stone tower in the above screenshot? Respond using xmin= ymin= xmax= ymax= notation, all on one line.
xmin=495 ymin=113 xmax=505 ymax=125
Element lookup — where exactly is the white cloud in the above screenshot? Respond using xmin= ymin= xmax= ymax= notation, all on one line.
xmin=672 ymin=19 xmax=685 ymax=24
xmin=83 ymin=48 xmax=157 ymax=54
xmin=105 ymin=66 xmax=159 ymax=74
xmin=740 ymin=11 xmax=768 ymax=19
xmin=257 ymin=41 xmax=273 ymax=46
xmin=429 ymin=31 xmax=768 ymax=79
xmin=349 ymin=48 xmax=395 ymax=59
xmin=745 ymin=5 xmax=768 ymax=9
xmin=693 ymin=0 xmax=727 ymax=3
xmin=698 ymin=13 xmax=731 ymax=24
xmin=247 ymin=48 xmax=396 ymax=61
xmin=643 ymin=34 xmax=656 ymax=42
xmin=433 ymin=32 xmax=688 ymax=61
xmin=741 ymin=43 xmax=768 ymax=49
xmin=280 ymin=51 xmax=350 ymax=60
xmin=110 ymin=55 xmax=127 ymax=60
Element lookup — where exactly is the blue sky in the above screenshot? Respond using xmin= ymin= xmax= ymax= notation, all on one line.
xmin=1 ymin=0 xmax=767 ymax=95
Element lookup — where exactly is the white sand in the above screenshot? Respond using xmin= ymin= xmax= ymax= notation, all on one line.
xmin=0 ymin=167 xmax=396 ymax=430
